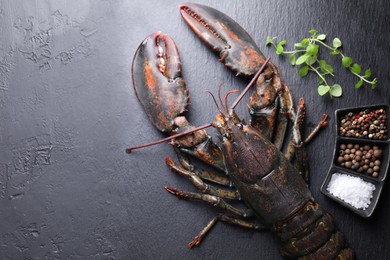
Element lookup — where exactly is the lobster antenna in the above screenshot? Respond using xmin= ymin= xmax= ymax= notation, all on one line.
xmin=205 ymin=90 xmax=225 ymax=116
xmin=217 ymin=82 xmax=226 ymax=112
xmin=224 ymin=90 xmax=240 ymax=113
xmin=126 ymin=123 xmax=212 ymax=153
xmin=230 ymin=57 xmax=271 ymax=110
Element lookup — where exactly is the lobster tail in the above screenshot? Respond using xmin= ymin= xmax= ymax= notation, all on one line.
xmin=273 ymin=201 xmax=355 ymax=259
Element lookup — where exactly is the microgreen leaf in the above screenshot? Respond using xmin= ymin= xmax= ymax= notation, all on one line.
xmin=266 ymin=36 xmax=274 ymax=45
xmin=294 ymin=42 xmax=304 ymax=48
xmin=318 ymin=85 xmax=330 ymax=96
xmin=327 ymin=65 xmax=334 ymax=74
xmin=350 ymin=63 xmax=361 ymax=74
xmin=276 ymin=46 xmax=283 ymax=54
xmin=342 ymin=56 xmax=353 ymax=68
xmin=306 ymin=56 xmax=316 ymax=66
xmin=323 ymin=63 xmax=334 ymax=74
xmin=306 ymin=44 xmax=319 ymax=56
xmin=364 ymin=69 xmax=372 ymax=78
xmin=330 ymin=51 xmax=340 ymax=55
xmin=371 ymin=78 xmax=377 ymax=89
xmin=275 ymin=40 xmax=286 ymax=54
xmin=355 ymin=80 xmax=363 ymax=89
xmin=333 ymin=38 xmax=342 ymax=48
xmin=289 ymin=54 xmax=296 ymax=66
xmin=279 ymin=40 xmax=286 ymax=46
xmin=299 ymin=65 xmax=309 ymax=77
xmin=319 ymin=59 xmax=327 ymax=70
xmin=330 ymin=84 xmax=342 ymax=97
xmin=296 ymin=54 xmax=310 ymax=65
xmin=317 ymin=34 xmax=326 ymax=40
xmin=301 ymin=38 xmax=309 ymax=46
xmin=309 ymin=29 xmax=318 ymax=35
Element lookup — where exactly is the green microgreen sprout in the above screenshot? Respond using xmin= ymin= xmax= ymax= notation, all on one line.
xmin=265 ymin=30 xmax=377 ymax=98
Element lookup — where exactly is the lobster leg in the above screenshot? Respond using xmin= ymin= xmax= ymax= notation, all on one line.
xmin=176 ymin=150 xmax=234 ymax=187
xmin=165 ymin=157 xmax=240 ymax=200
xmin=188 ymin=214 xmax=266 ymax=249
xmin=248 ymin=73 xmax=279 ymax=142
xmin=283 ymin=98 xmax=308 ymax=182
xmin=284 ymin=99 xmax=327 ymax=184
xmin=164 ymin=186 xmax=254 ymax=218
xmin=272 ymin=94 xmax=288 ymax=150
xmin=286 ymin=100 xmax=328 ymax=159
xmin=304 ymin=114 xmax=328 ymax=144
xmin=270 ymin=63 xmax=295 ymax=150
xmin=292 ymin=99 xmax=310 ymax=184
xmin=248 ymin=62 xmax=297 ymax=151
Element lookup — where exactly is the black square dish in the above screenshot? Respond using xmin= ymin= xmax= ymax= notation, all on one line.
xmin=321 ymin=104 xmax=389 ymax=217
xmin=320 ymin=167 xmax=383 ymax=218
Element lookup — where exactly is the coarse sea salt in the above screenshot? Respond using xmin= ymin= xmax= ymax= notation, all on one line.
xmin=327 ymin=173 xmax=376 ymax=210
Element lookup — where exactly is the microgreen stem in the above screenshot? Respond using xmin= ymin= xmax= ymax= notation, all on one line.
xmin=309 ymin=65 xmax=328 ymax=85
xmin=351 ymin=71 xmax=375 ymax=84
xmin=311 ymin=39 xmax=347 ymax=59
xmin=282 ymin=50 xmax=306 ymax=54
xmin=311 ymin=39 xmax=336 ymax=52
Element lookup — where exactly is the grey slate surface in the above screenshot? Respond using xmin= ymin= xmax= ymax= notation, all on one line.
xmin=0 ymin=0 xmax=389 ymax=259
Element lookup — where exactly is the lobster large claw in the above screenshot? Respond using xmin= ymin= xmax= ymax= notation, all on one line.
xmin=180 ymin=3 xmax=286 ymax=143
xmin=179 ymin=3 xmax=270 ymax=77
xmin=132 ymin=32 xmax=189 ymax=133
xmin=132 ymin=32 xmax=226 ymax=171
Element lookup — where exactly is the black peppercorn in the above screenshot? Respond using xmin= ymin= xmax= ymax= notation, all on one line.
xmin=339 ymin=108 xmax=388 ymax=140
xmin=337 ymin=142 xmax=382 ymax=178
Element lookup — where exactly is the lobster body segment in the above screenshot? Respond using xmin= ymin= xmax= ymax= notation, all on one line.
xmin=221 ymin=122 xmax=312 ymax=225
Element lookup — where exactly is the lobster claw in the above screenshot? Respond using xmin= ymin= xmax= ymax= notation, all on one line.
xmin=132 ymin=32 xmax=226 ymax=171
xmin=180 ymin=3 xmax=269 ymax=77
xmin=132 ymin=32 xmax=189 ymax=133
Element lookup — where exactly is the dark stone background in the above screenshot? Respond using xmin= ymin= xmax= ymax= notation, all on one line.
xmin=0 ymin=0 xmax=389 ymax=259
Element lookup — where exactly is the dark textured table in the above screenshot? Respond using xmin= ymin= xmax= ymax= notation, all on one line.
xmin=1 ymin=0 xmax=389 ymax=259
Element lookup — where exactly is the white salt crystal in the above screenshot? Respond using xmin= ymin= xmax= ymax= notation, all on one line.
xmin=326 ymin=173 xmax=376 ymax=210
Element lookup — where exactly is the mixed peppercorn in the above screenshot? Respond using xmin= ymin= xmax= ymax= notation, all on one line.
xmin=339 ymin=108 xmax=388 ymax=140
xmin=337 ymin=143 xmax=382 ymax=178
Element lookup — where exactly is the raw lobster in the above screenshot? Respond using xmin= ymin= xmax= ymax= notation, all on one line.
xmin=128 ymin=3 xmax=355 ymax=259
